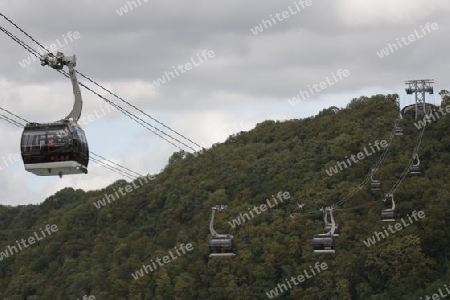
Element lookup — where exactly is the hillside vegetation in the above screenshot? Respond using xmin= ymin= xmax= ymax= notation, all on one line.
xmin=1 ymin=94 xmax=449 ymax=299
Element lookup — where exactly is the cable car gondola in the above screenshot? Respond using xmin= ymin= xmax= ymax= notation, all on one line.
xmin=209 ymin=234 xmax=236 ymax=257
xmin=395 ymin=127 xmax=403 ymax=136
xmin=410 ymin=154 xmax=422 ymax=175
xmin=21 ymin=121 xmax=88 ymax=177
xmin=209 ymin=205 xmax=236 ymax=257
xmin=381 ymin=209 xmax=395 ymax=221
xmin=313 ymin=234 xmax=335 ymax=254
xmin=314 ymin=207 xmax=337 ymax=253
xmin=370 ymin=168 xmax=381 ymax=191
xmin=20 ymin=52 xmax=89 ymax=178
xmin=381 ymin=194 xmax=395 ymax=222
xmin=371 ymin=180 xmax=381 ymax=190
xmin=410 ymin=165 xmax=421 ymax=174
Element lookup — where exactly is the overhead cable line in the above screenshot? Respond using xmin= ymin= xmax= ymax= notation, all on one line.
xmin=0 ymin=13 xmax=202 ymax=153
xmin=333 ymin=112 xmax=426 ymax=210
xmin=76 ymin=70 xmax=202 ymax=149
xmin=332 ymin=112 xmax=402 ymax=209
xmin=379 ymin=122 xmax=426 ymax=200
xmin=90 ymin=152 xmax=142 ymax=178
xmin=0 ymin=113 xmax=24 ymax=128
xmin=89 ymin=156 xmax=137 ymax=181
xmin=0 ymin=23 xmax=194 ymax=153
xmin=0 ymin=106 xmax=29 ymax=123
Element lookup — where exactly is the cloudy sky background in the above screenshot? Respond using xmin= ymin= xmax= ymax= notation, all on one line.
xmin=0 ymin=0 xmax=448 ymax=206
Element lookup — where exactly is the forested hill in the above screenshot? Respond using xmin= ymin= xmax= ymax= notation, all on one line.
xmin=1 ymin=94 xmax=450 ymax=299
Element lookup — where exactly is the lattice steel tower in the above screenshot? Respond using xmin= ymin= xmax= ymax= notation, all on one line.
xmin=405 ymin=79 xmax=434 ymax=119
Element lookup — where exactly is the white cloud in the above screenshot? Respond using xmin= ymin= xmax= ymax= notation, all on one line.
xmin=0 ymin=0 xmax=448 ymax=206
xmin=338 ymin=0 xmax=450 ymax=26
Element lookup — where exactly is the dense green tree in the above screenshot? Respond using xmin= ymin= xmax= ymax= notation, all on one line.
xmin=0 ymin=94 xmax=449 ymax=298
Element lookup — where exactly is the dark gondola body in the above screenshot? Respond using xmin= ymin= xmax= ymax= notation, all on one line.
xmin=313 ymin=234 xmax=335 ymax=254
xmin=209 ymin=234 xmax=236 ymax=257
xmin=395 ymin=128 xmax=403 ymax=136
xmin=21 ymin=120 xmax=88 ymax=176
xmin=381 ymin=209 xmax=395 ymax=222
xmin=371 ymin=180 xmax=381 ymax=190
xmin=410 ymin=165 xmax=421 ymax=174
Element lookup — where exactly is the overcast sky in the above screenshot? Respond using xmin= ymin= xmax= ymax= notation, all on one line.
xmin=0 ymin=0 xmax=449 ymax=206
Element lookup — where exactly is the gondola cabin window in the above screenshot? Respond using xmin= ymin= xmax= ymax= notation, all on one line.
xmin=21 ymin=130 xmax=46 ymax=153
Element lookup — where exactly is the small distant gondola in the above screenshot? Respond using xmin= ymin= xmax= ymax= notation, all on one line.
xmin=313 ymin=234 xmax=335 ymax=254
xmin=209 ymin=234 xmax=236 ymax=257
xmin=209 ymin=205 xmax=236 ymax=257
xmin=410 ymin=165 xmax=421 ymax=174
xmin=370 ymin=169 xmax=381 ymax=191
xmin=410 ymin=154 xmax=422 ymax=175
xmin=381 ymin=209 xmax=395 ymax=222
xmin=314 ymin=207 xmax=337 ymax=253
xmin=371 ymin=180 xmax=381 ymax=190
xmin=381 ymin=194 xmax=395 ymax=222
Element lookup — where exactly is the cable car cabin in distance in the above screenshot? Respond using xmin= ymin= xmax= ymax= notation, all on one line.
xmin=209 ymin=234 xmax=236 ymax=257
xmin=21 ymin=120 xmax=89 ymax=177
xmin=371 ymin=180 xmax=381 ymax=190
xmin=395 ymin=127 xmax=404 ymax=136
xmin=410 ymin=165 xmax=422 ymax=174
xmin=313 ymin=234 xmax=335 ymax=254
xmin=381 ymin=209 xmax=395 ymax=222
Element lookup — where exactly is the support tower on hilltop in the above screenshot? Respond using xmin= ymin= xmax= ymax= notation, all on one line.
xmin=404 ymin=79 xmax=434 ymax=119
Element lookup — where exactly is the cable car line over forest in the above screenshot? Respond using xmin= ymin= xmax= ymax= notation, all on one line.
xmin=374 ymin=120 xmax=426 ymax=201
xmin=331 ymin=101 xmax=426 ymax=211
xmin=0 ymin=12 xmax=438 ymax=260
xmin=313 ymin=97 xmax=430 ymax=253
xmin=0 ymin=13 xmax=202 ymax=154
xmin=332 ymin=110 xmax=403 ymax=209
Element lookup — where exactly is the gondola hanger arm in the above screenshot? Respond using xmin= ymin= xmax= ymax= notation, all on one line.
xmin=40 ymin=52 xmax=82 ymax=123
